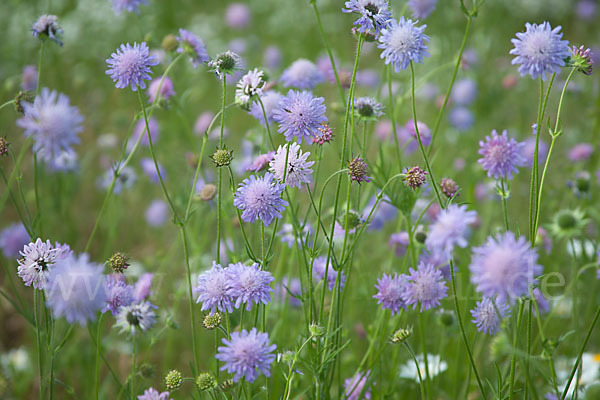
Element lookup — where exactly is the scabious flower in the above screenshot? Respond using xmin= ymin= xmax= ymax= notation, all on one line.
xmin=448 ymin=107 xmax=474 ymax=131
xmin=353 ymin=97 xmax=384 ymax=121
xmin=111 ymin=0 xmax=148 ymax=15
xmin=269 ymin=142 xmax=314 ymax=188
xmin=134 ymin=273 xmax=154 ymax=302
xmin=102 ymin=276 xmax=134 ymax=315
xmin=570 ymin=45 xmax=593 ymax=75
xmin=45 ymin=254 xmax=106 ymax=325
xmin=249 ymin=91 xmax=282 ymax=125
xmin=373 ymin=273 xmax=407 ymax=315
xmin=17 ymin=239 xmax=71 ymax=289
xmin=568 ymin=143 xmax=593 ymax=161
xmin=440 ymin=178 xmax=459 ymax=198
xmin=32 ymin=15 xmax=63 ymax=45
xmin=216 ymin=328 xmax=276 ymax=382
xmin=0 ymin=223 xmax=29 ymax=259
xmin=106 ymin=42 xmax=158 ymax=91
xmin=280 ymin=59 xmax=323 ymax=89
xmin=510 ymin=22 xmax=570 ymax=80
xmin=342 ymin=0 xmax=392 ymax=38
xmin=246 ymin=152 xmax=274 ymax=172
xmin=547 ymin=209 xmax=588 ymax=239
xmin=402 ymin=263 xmax=448 ymax=311
xmin=478 ymin=129 xmax=526 ymax=180
xmin=469 ymin=231 xmax=543 ymax=304
xmin=208 ymin=51 xmax=242 ymax=79
xmin=115 ymin=301 xmax=157 ymax=335
xmin=344 ymin=371 xmax=372 ymax=400
xmin=21 ymin=65 xmax=37 ymax=91
xmin=175 ymin=29 xmax=210 ymax=68
xmin=451 ymin=78 xmax=477 ymax=106
xmin=137 ymin=387 xmax=171 ymax=400
xmin=403 ymin=166 xmax=427 ymax=189
xmin=225 ymin=3 xmax=251 ymax=28
xmin=470 ymin=297 xmax=510 ymax=335
xmin=226 ymin=262 xmax=274 ymax=311
xmin=378 ymin=17 xmax=429 ymax=72
xmin=17 ymin=88 xmax=83 ymax=165
xmin=273 ymin=90 xmax=328 ymax=144
xmin=235 ymin=68 xmax=265 ymax=107
xmin=425 ymin=204 xmax=477 ymax=257
xmin=348 ymin=156 xmax=371 ymax=183
xmin=194 ymin=262 xmax=234 ymax=313
xmin=408 ymin=0 xmax=438 ymax=19
xmin=274 ymin=277 xmax=302 ymax=307
xmin=388 ymin=232 xmax=410 ymax=257
xmin=313 ymin=124 xmax=334 ymax=145
xmin=233 ymin=173 xmax=288 ymax=226
xmin=146 ymin=77 xmax=175 ymax=103
xmin=313 ymin=256 xmax=346 ymax=291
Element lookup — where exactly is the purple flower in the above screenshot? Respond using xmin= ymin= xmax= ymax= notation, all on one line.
xmin=115 ymin=301 xmax=157 ymax=335
xmin=478 ymin=129 xmax=526 ymax=180
xmin=408 ymin=0 xmax=438 ymax=19
xmin=235 ymin=68 xmax=265 ymax=106
xmin=32 ymin=15 xmax=63 ymax=45
xmin=17 ymin=88 xmax=83 ymax=165
xmin=363 ymin=195 xmax=397 ymax=231
xmin=17 ymin=239 xmax=72 ymax=289
xmin=273 ymin=90 xmax=328 ymax=144
xmin=129 ymin=117 xmax=160 ymax=150
xmin=250 ymin=91 xmax=283 ymax=125
xmin=388 ymin=232 xmax=410 ymax=257
xmin=226 ymin=262 xmax=274 ymax=311
xmin=568 ymin=143 xmax=593 ymax=161
xmin=448 ymin=107 xmax=474 ymax=131
xmin=45 ymin=254 xmax=107 ymax=325
xmin=194 ymin=112 xmax=214 ymax=135
xmin=469 ymin=231 xmax=543 ymax=304
xmin=176 ymin=29 xmax=210 ymax=68
xmin=354 ymin=97 xmax=384 ymax=120
xmin=280 ymin=59 xmax=323 ymax=90
xmin=145 ymin=200 xmax=169 ymax=227
xmin=98 ymin=166 xmax=137 ymax=195
xmin=405 ymin=119 xmax=431 ymax=152
xmin=402 ymin=263 xmax=448 ymax=311
xmin=576 ymin=0 xmax=597 ymax=20
xmin=21 ymin=65 xmax=37 ymax=91
xmin=313 ymin=256 xmax=346 ymax=291
xmin=344 ymin=370 xmax=372 ymax=400
xmin=194 ymin=262 xmax=234 ymax=313
xmin=246 ymin=152 xmax=275 ymax=172
xmin=373 ymin=273 xmax=407 ymax=315
xmin=134 ymin=273 xmax=154 ymax=302
xmin=425 ymin=204 xmax=477 ymax=258
xmin=137 ymin=388 xmax=171 ymax=400
xmin=106 ymin=42 xmax=158 ymax=91
xmin=378 ymin=17 xmax=429 ymax=72
xmin=233 ymin=173 xmax=288 ymax=226
xmin=343 ymin=0 xmax=392 ymax=38
xmin=521 ymin=137 xmax=549 ymax=167
xmin=274 ymin=277 xmax=302 ymax=307
xmin=225 ymin=3 xmax=251 ymax=29
xmin=111 ymin=0 xmax=148 ymax=15
xmin=419 ymin=249 xmax=452 ymax=280
xmin=451 ymin=78 xmax=477 ymax=106
xmin=532 ymin=288 xmax=550 ymax=315
xmin=269 ymin=142 xmax=314 ymax=188
xmin=102 ymin=276 xmax=134 ymax=315
xmin=470 ymin=297 xmax=510 ymax=335
xmin=140 ymin=158 xmax=166 ymax=183
xmin=0 ymin=223 xmax=30 ymax=259
xmin=216 ymin=328 xmax=276 ymax=382
xmin=263 ymin=46 xmax=282 ymax=70
xmin=146 ymin=77 xmax=175 ymax=103
xmin=510 ymin=22 xmax=570 ymax=80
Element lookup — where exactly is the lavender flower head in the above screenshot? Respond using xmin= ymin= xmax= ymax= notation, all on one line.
xmin=17 ymin=88 xmax=83 ymax=165
xmin=106 ymin=42 xmax=158 ymax=91
xmin=225 ymin=3 xmax=251 ymax=29
xmin=21 ymin=65 xmax=38 ymax=92
xmin=448 ymin=107 xmax=474 ymax=131
xmin=313 ymin=256 xmax=346 ymax=291
xmin=378 ymin=17 xmax=429 ymax=72
xmin=451 ymin=78 xmax=477 ymax=106
xmin=408 ymin=0 xmax=438 ymax=19
xmin=373 ymin=273 xmax=407 ymax=315
xmin=233 ymin=173 xmax=288 ymax=226
xmin=273 ymin=90 xmax=327 ymax=144
xmin=32 ymin=15 xmax=63 ymax=45
xmin=246 ymin=151 xmax=275 ymax=172
xmin=389 ymin=232 xmax=410 ymax=257
xmin=280 ymin=59 xmax=324 ymax=90
xmin=102 ymin=276 xmax=134 ymax=315
xmin=226 ymin=262 xmax=274 ymax=311
xmin=425 ymin=204 xmax=477 ymax=257
xmin=176 ymin=29 xmax=210 ymax=68
xmin=250 ymin=91 xmax=283 ymax=125
xmin=402 ymin=263 xmax=448 ymax=311
xmin=269 ymin=142 xmax=314 ymax=188
xmin=510 ymin=22 xmax=570 ymax=80
xmin=235 ymin=68 xmax=265 ymax=107
xmin=354 ymin=97 xmax=384 ymax=121
xmin=111 ymin=0 xmax=148 ymax=15
xmin=134 ymin=273 xmax=154 ymax=302
xmin=145 ymin=200 xmax=168 ymax=227
xmin=137 ymin=388 xmax=171 ymax=400
xmin=478 ymin=129 xmax=526 ymax=180
xmin=344 ymin=370 xmax=372 ymax=400
xmin=342 ymin=0 xmax=392 ymax=38
xmin=45 ymin=254 xmax=107 ymax=325
xmin=0 ymin=223 xmax=30 ymax=259
xmin=146 ymin=77 xmax=175 ymax=103
xmin=216 ymin=328 xmax=276 ymax=382
xmin=115 ymin=301 xmax=157 ymax=335
xmin=17 ymin=239 xmax=71 ymax=289
xmin=469 ymin=231 xmax=543 ymax=304
xmin=568 ymin=143 xmax=593 ymax=162
xmin=194 ymin=261 xmax=234 ymax=313
xmin=470 ymin=297 xmax=510 ymax=335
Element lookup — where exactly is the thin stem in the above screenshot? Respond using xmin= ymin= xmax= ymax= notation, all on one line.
xmin=419 ymin=313 xmax=431 ymax=399
xmin=387 ymin=66 xmax=402 ymax=171
xmin=404 ymin=343 xmax=426 ymax=400
xmin=131 ymin=335 xmax=137 ymax=400
xmin=34 ymin=290 xmax=44 ymax=400
xmin=181 ymin=227 xmax=200 ymax=370
xmin=500 ymin=178 xmax=509 ymax=231
xmin=508 ymin=300 xmax=525 ymax=400
xmin=37 ymin=41 xmax=45 ymax=94
xmin=33 ymin=154 xmax=42 ymax=237
xmin=94 ymin=314 xmax=103 ymax=400
xmin=216 ymin=75 xmax=227 ymax=263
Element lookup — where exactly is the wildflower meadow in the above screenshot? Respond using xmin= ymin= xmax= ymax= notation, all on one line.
xmin=3 ymin=0 xmax=600 ymax=399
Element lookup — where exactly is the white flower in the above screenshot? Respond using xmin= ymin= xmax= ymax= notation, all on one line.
xmin=269 ymin=142 xmax=314 ymax=188
xmin=235 ymin=68 xmax=265 ymax=107
xmin=399 ymin=353 xmax=447 ymax=382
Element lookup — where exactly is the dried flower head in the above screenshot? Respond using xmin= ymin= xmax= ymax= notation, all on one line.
xmin=199 ymin=184 xmax=217 ymax=201
xmin=404 ymin=166 xmax=427 ymax=189
xmin=208 ymin=51 xmax=241 ymax=79
xmin=108 ymin=252 xmax=130 ymax=273
xmin=391 ymin=327 xmax=412 ymax=343
xmin=313 ymin=123 xmax=334 ymax=145
xmin=348 ymin=156 xmax=371 ymax=184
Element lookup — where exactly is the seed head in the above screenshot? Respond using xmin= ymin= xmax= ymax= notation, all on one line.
xmin=165 ymin=369 xmax=183 ymax=390
xmin=391 ymin=328 xmax=412 ymax=344
xmin=0 ymin=137 xmax=9 ymax=157
xmin=313 ymin=124 xmax=334 ymax=145
xmin=404 ymin=166 xmax=427 ymax=189
xmin=108 ymin=252 xmax=130 ymax=273
xmin=440 ymin=178 xmax=459 ymax=198
xmin=211 ymin=147 xmax=234 ymax=167
xmin=348 ymin=156 xmax=371 ymax=184
xmin=161 ymin=34 xmax=178 ymax=52
xmin=199 ymin=184 xmax=217 ymax=201
xmin=196 ymin=372 xmax=218 ymax=391
xmin=202 ymin=312 xmax=222 ymax=330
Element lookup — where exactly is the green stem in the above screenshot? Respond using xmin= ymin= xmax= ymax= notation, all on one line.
xmin=34 ymin=290 xmax=44 ymax=400
xmin=181 ymin=226 xmax=200 ymax=370
xmin=94 ymin=314 xmax=103 ymax=400
xmin=404 ymin=342 xmax=426 ymax=400
xmin=508 ymin=300 xmax=525 ymax=400
xmin=419 ymin=313 xmax=431 ymax=399
xmin=216 ymin=75 xmax=227 ymax=263
xmin=387 ymin=66 xmax=402 ymax=171
xmin=131 ymin=334 xmax=136 ymax=400
xmin=500 ymin=178 xmax=509 ymax=231
xmin=37 ymin=41 xmax=45 ymax=94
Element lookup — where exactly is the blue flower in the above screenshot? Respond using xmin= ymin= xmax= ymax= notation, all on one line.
xmin=273 ymin=90 xmax=327 ymax=144
xmin=216 ymin=328 xmax=276 ymax=382
xmin=111 ymin=0 xmax=149 ymax=15
xmin=470 ymin=297 xmax=510 ymax=335
xmin=102 ymin=276 xmax=134 ymax=315
xmin=106 ymin=42 xmax=158 ymax=91
xmin=373 ymin=273 xmax=407 ymax=315
xmin=115 ymin=301 xmax=157 ymax=335
xmin=17 ymin=88 xmax=83 ymax=166
xmin=280 ymin=59 xmax=323 ymax=90
xmin=313 ymin=256 xmax=345 ymax=291
xmin=402 ymin=262 xmax=448 ymax=312
xmin=249 ymin=91 xmax=282 ymax=125
xmin=0 ymin=223 xmax=30 ymax=259
xmin=32 ymin=15 xmax=63 ymax=46
xmin=408 ymin=0 xmax=438 ymax=19
xmin=425 ymin=204 xmax=477 ymax=258
xmin=510 ymin=22 xmax=570 ymax=80
xmin=233 ymin=173 xmax=288 ymax=226
xmin=342 ymin=0 xmax=392 ymax=38
xmin=17 ymin=238 xmax=72 ymax=290
xmin=176 ymin=29 xmax=210 ymax=68
xmin=194 ymin=261 xmax=235 ymax=313
xmin=137 ymin=388 xmax=171 ymax=400
xmin=378 ymin=17 xmax=429 ymax=72
xmin=226 ymin=262 xmax=274 ymax=311
xmin=478 ymin=129 xmax=526 ymax=180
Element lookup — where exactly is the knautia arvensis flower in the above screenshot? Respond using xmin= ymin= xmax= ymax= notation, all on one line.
xmin=348 ymin=156 xmax=371 ymax=184
xmin=105 ymin=42 xmax=158 ymax=91
xmin=208 ymin=51 xmax=241 ymax=79
xmin=403 ymin=166 xmax=427 ymax=189
xmin=440 ymin=177 xmax=459 ymax=198
xmin=32 ymin=15 xmax=63 ymax=46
